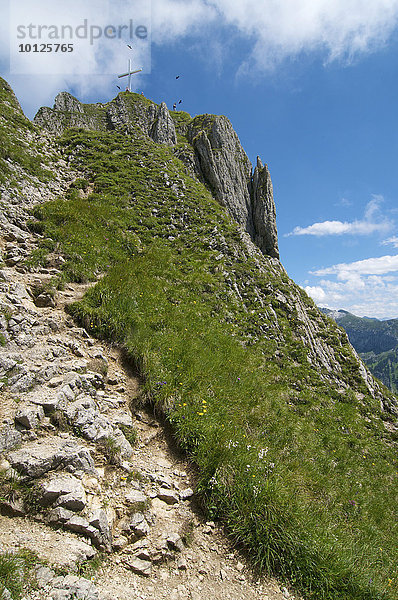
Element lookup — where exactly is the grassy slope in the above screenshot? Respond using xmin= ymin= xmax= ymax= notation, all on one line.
xmin=0 ymin=77 xmax=52 ymax=186
xmin=7 ymin=91 xmax=398 ymax=599
xmin=0 ymin=550 xmax=41 ymax=599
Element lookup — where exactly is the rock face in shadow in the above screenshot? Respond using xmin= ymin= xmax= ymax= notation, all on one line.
xmin=34 ymin=92 xmax=278 ymax=258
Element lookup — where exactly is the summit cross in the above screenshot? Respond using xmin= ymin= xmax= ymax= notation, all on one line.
xmin=118 ymin=59 xmax=142 ymax=92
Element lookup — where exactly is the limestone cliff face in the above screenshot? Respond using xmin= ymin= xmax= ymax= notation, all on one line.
xmin=34 ymin=93 xmax=278 ymax=258
xmin=34 ymin=92 xmax=177 ymax=146
xmin=186 ymin=115 xmax=279 ymax=259
xmin=187 ymin=115 xmax=253 ymax=231
xmin=251 ymin=157 xmax=279 ymax=258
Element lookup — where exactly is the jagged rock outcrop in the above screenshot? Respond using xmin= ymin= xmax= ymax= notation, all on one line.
xmin=187 ymin=114 xmax=253 ymax=230
xmin=33 ymin=93 xmax=278 ymax=258
xmin=149 ymin=102 xmax=177 ymax=146
xmin=0 ymin=79 xmax=24 ymax=114
xmin=251 ymin=157 xmax=279 ymax=258
xmin=106 ymin=96 xmax=177 ymax=146
xmin=34 ymin=92 xmax=108 ymax=135
xmin=34 ymin=92 xmax=178 ymax=146
xmin=7 ymin=437 xmax=97 ymax=479
xmin=54 ymin=92 xmax=85 ymax=114
xmin=187 ymin=115 xmax=279 ymax=258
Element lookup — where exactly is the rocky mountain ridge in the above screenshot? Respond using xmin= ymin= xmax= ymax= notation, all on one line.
xmin=34 ymin=91 xmax=279 ymax=259
xmin=31 ymin=90 xmax=396 ymax=409
xmin=1 ymin=77 xmax=398 ymax=600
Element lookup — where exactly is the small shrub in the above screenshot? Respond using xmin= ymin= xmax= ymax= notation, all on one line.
xmin=50 ymin=410 xmax=71 ymax=432
xmin=86 ymin=358 xmax=108 ymax=378
xmin=0 ymin=471 xmax=22 ymax=504
xmin=27 ymin=220 xmax=45 ymax=234
xmin=71 ymin=178 xmax=90 ymax=191
xmin=179 ymin=519 xmax=195 ymax=546
xmin=118 ymin=423 xmax=137 ymax=446
xmin=21 ymin=483 xmax=43 ymax=515
xmin=1 ymin=307 xmax=12 ymax=323
xmin=77 ymin=553 xmax=105 ymax=578
xmin=99 ymin=437 xmax=120 ymax=464
xmin=126 ymin=471 xmax=146 ymax=483
xmin=127 ymin=499 xmax=149 ymax=513
xmin=29 ymin=281 xmax=56 ymax=300
xmin=0 ymin=553 xmax=24 ymax=599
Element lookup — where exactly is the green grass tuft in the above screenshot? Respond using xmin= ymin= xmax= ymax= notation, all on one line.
xmin=0 ymin=549 xmax=41 ymax=599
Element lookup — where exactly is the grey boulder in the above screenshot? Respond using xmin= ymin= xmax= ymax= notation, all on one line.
xmin=39 ymin=473 xmax=87 ymax=511
xmin=7 ymin=437 xmax=96 ymax=478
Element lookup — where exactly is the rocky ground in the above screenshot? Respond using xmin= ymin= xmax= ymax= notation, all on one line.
xmin=0 ymin=164 xmax=300 ymax=600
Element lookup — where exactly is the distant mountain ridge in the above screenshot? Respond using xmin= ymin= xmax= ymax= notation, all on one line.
xmin=321 ymin=308 xmax=398 ymax=391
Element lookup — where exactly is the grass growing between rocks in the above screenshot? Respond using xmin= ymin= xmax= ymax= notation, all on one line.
xmin=30 ymin=125 xmax=398 ymax=600
xmin=0 ymin=77 xmax=53 ymax=186
xmin=0 ymin=550 xmax=40 ymax=599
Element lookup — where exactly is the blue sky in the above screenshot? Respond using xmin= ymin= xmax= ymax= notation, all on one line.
xmin=2 ymin=0 xmax=398 ymax=318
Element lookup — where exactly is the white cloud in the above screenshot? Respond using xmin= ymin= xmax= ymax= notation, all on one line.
xmin=304 ymin=285 xmax=327 ymax=303
xmin=306 ymin=274 xmax=398 ymax=318
xmin=292 ymin=198 xmax=398 ymax=318
xmin=286 ymin=196 xmax=393 ymax=237
xmin=335 ymin=197 xmax=353 ymax=208
xmin=8 ymin=0 xmax=151 ymax=75
xmin=288 ymin=219 xmax=390 ymax=236
xmin=152 ymin=0 xmax=398 ymax=69
xmin=364 ymin=195 xmax=384 ymax=220
xmin=312 ymin=254 xmax=398 ymax=277
xmin=382 ymin=235 xmax=398 ymax=248
xmin=306 ymin=252 xmax=398 ymax=318
xmin=1 ymin=0 xmax=150 ymax=117
xmin=3 ymin=0 xmax=398 ymax=116
xmin=151 ymin=0 xmax=216 ymax=41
